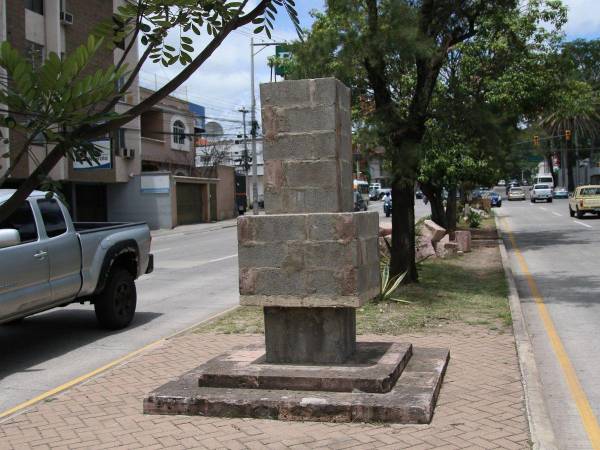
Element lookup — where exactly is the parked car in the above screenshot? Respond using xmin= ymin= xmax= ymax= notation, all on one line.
xmin=508 ymin=186 xmax=526 ymax=201
xmin=553 ymin=187 xmax=569 ymax=199
xmin=0 ymin=190 xmax=153 ymax=329
xmin=530 ymin=184 xmax=553 ymax=203
xmin=569 ymin=185 xmax=600 ymax=218
xmin=483 ymin=191 xmax=502 ymax=207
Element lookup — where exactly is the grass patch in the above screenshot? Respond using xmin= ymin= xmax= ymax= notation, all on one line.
xmin=356 ymin=247 xmax=510 ymax=334
xmin=194 ymin=245 xmax=510 ymax=336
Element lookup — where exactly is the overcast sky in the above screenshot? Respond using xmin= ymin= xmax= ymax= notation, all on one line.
xmin=140 ymin=0 xmax=600 ymax=136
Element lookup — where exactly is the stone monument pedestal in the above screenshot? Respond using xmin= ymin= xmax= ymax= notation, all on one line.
xmin=264 ymin=307 xmax=356 ymax=364
xmin=143 ymin=78 xmax=449 ymax=424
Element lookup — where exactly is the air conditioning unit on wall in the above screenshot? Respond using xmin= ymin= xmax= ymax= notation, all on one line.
xmin=122 ymin=148 xmax=135 ymax=159
xmin=60 ymin=11 xmax=74 ymax=25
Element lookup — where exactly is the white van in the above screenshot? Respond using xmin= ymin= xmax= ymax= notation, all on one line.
xmin=533 ymin=174 xmax=554 ymax=188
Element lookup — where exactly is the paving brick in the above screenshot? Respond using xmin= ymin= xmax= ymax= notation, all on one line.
xmin=0 ymin=310 xmax=529 ymax=450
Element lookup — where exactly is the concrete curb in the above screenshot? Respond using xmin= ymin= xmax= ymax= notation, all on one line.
xmin=495 ymin=215 xmax=558 ymax=450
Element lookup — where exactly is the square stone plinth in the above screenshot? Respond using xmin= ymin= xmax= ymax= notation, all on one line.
xmin=238 ymin=212 xmax=380 ymax=308
xmin=143 ymin=346 xmax=450 ymax=424
xmin=265 ymin=307 xmax=357 ymax=364
xmin=196 ymin=341 xmax=412 ymax=393
xmin=260 ymin=78 xmax=353 ymax=214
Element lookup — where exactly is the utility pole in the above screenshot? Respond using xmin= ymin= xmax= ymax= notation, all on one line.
xmin=238 ymin=107 xmax=250 ymax=173
xmin=250 ymin=37 xmax=259 ymax=215
xmin=249 ymin=38 xmax=288 ymax=215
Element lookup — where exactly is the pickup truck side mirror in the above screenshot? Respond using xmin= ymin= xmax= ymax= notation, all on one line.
xmin=0 ymin=229 xmax=21 ymax=249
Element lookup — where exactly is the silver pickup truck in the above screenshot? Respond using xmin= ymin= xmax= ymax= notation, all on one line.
xmin=0 ymin=190 xmax=153 ymax=329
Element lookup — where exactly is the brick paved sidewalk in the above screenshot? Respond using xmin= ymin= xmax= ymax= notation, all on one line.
xmin=0 ymin=329 xmax=529 ymax=449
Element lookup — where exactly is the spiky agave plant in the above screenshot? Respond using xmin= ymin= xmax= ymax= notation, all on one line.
xmin=379 ymin=261 xmax=410 ymax=303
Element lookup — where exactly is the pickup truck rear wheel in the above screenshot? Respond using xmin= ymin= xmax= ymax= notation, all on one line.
xmin=576 ymin=208 xmax=585 ymax=219
xmin=94 ymin=268 xmax=136 ymax=330
xmin=569 ymin=206 xmax=575 ymax=217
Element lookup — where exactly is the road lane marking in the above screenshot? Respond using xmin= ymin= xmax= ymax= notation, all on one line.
xmin=540 ymin=207 xmax=548 ymax=211
xmin=574 ymin=220 xmax=593 ymax=229
xmin=552 ymin=212 xmax=563 ymax=217
xmin=205 ymin=254 xmax=237 ymax=264
xmin=152 ymin=247 xmax=172 ymax=254
xmin=502 ymin=219 xmax=600 ymax=449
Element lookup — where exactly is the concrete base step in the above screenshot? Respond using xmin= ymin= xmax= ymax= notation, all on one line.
xmin=143 ymin=346 xmax=450 ymax=424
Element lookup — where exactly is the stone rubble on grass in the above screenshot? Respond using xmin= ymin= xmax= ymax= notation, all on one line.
xmin=422 ymin=219 xmax=446 ymax=242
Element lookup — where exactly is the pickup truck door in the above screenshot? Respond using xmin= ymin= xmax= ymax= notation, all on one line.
xmin=36 ymin=198 xmax=81 ymax=302
xmin=0 ymin=201 xmax=51 ymax=319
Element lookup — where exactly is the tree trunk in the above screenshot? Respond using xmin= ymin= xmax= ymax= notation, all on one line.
xmin=445 ymin=185 xmax=458 ymax=233
xmin=390 ymin=179 xmax=418 ymax=283
xmin=420 ymin=181 xmax=445 ymax=228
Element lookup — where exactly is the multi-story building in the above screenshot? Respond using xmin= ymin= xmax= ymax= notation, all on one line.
xmin=103 ymin=87 xmax=237 ymax=228
xmin=1 ymin=0 xmax=141 ymax=221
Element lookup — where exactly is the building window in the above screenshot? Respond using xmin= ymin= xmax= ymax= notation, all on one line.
xmin=25 ymin=0 xmax=44 ymax=14
xmin=113 ymin=128 xmax=126 ymax=152
xmin=25 ymin=41 xmax=44 ymax=70
xmin=173 ymin=120 xmax=186 ymax=145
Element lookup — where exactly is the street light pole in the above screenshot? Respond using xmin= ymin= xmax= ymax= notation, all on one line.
xmin=250 ymin=37 xmax=259 ymax=215
xmin=248 ymin=39 xmax=288 ymax=215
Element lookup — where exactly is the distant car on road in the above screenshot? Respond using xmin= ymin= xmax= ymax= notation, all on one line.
xmin=415 ymin=189 xmax=423 ymax=199
xmin=508 ymin=186 xmax=526 ymax=201
xmin=369 ymin=187 xmax=379 ymax=200
xmin=506 ymin=181 xmax=520 ymax=195
xmin=533 ymin=174 xmax=554 ymax=188
xmin=569 ymin=185 xmax=600 ymax=218
xmin=530 ymin=184 xmax=553 ymax=203
xmin=553 ymin=187 xmax=569 ymax=199
xmin=498 ymin=179 xmax=506 ymax=186
xmin=483 ymin=191 xmax=502 ymax=207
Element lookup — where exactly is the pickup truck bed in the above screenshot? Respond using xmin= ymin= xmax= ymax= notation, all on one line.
xmin=0 ymin=190 xmax=153 ymax=329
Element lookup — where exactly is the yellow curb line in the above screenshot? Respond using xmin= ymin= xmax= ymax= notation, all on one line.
xmin=0 ymin=304 xmax=239 ymax=422
xmin=501 ymin=218 xmax=600 ymax=449
xmin=0 ymin=339 xmax=163 ymax=421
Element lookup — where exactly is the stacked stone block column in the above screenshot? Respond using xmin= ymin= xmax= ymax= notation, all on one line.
xmin=238 ymin=78 xmax=380 ymax=364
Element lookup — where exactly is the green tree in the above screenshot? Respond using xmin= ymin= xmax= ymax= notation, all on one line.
xmin=287 ymin=0 xmax=565 ymax=282
xmin=419 ymin=2 xmax=567 ymax=228
xmin=0 ymin=0 xmax=300 ymax=222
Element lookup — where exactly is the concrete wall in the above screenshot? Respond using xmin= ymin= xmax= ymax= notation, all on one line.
xmin=107 ymin=174 xmax=174 ymax=230
xmin=216 ymin=165 xmax=236 ymax=221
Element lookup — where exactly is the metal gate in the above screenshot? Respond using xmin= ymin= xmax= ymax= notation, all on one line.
xmin=176 ymin=183 xmax=204 ymax=225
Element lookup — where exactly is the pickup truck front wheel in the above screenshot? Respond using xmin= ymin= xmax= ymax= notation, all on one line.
xmin=94 ymin=268 xmax=137 ymax=330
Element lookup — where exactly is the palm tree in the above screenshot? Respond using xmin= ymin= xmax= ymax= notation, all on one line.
xmin=539 ymin=80 xmax=600 ymax=190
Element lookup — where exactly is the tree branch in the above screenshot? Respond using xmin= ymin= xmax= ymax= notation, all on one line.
xmin=98 ymin=42 xmax=156 ymax=116
xmin=88 ymin=0 xmax=268 ymax=138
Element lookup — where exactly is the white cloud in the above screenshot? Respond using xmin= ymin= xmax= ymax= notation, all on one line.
xmin=563 ymin=0 xmax=600 ymax=39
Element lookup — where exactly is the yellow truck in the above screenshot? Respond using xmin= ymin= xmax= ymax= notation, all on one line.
xmin=569 ymin=185 xmax=600 ymax=218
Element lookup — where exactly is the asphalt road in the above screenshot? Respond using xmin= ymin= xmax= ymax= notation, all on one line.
xmin=498 ymin=194 xmax=600 ymax=449
xmin=0 ymin=221 xmax=240 ymax=414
